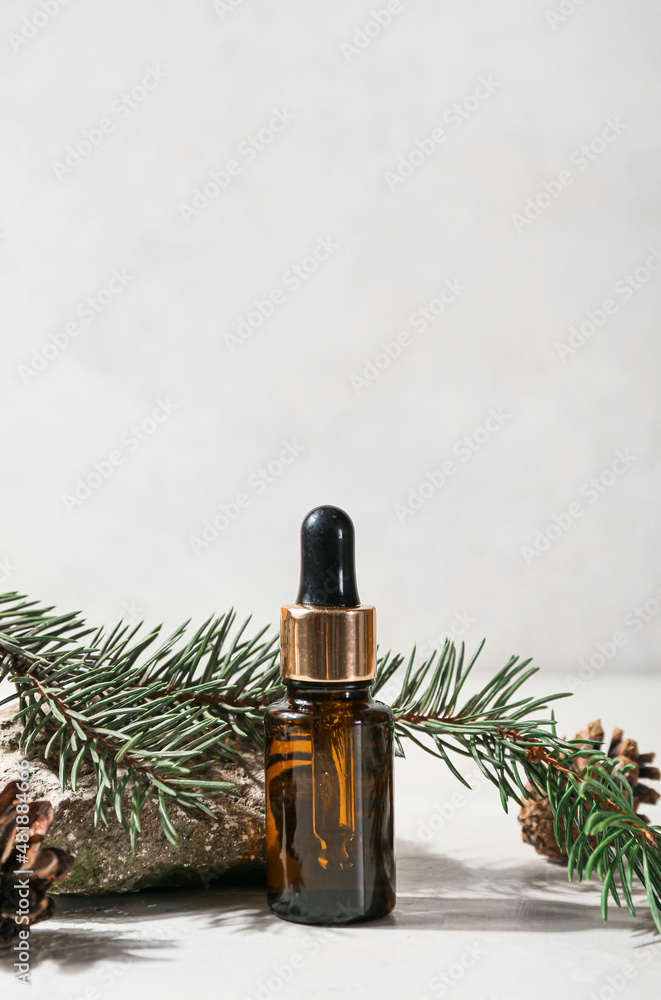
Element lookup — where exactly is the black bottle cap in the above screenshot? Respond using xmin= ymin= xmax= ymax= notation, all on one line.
xmin=296 ymin=506 xmax=360 ymax=608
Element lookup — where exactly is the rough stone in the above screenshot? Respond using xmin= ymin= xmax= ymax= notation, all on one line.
xmin=0 ymin=707 xmax=266 ymax=894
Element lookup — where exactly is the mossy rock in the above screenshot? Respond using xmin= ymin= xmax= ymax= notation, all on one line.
xmin=0 ymin=708 xmax=265 ymax=893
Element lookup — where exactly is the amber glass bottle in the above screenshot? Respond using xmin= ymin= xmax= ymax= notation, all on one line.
xmin=265 ymin=506 xmax=395 ymax=925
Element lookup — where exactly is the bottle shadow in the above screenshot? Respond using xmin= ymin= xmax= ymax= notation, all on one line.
xmin=2 ymin=850 xmax=658 ymax=971
xmin=385 ymin=848 xmax=660 ymax=935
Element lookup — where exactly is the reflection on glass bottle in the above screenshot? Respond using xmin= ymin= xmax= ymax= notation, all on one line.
xmin=312 ymin=702 xmax=355 ymax=870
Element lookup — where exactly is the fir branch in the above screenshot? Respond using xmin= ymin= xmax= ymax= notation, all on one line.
xmin=0 ymin=593 xmax=279 ymax=848
xmin=381 ymin=638 xmax=661 ymax=931
xmin=0 ymin=591 xmax=659 ymax=930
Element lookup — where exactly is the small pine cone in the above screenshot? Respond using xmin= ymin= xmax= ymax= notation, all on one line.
xmin=0 ymin=779 xmax=75 ymax=944
xmin=518 ymin=720 xmax=659 ymax=862
xmin=573 ymin=718 xmax=604 ymax=772
xmin=518 ymin=794 xmax=565 ymax=861
xmin=607 ymin=727 xmax=660 ymax=812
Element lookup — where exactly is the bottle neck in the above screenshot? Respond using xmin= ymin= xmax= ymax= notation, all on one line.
xmin=284 ymin=679 xmax=373 ymax=706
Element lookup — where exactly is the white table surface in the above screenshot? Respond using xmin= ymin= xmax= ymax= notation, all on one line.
xmin=2 ymin=673 xmax=660 ymax=1000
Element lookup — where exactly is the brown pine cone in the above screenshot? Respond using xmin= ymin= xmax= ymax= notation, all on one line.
xmin=0 ymin=778 xmax=75 ymax=944
xmin=518 ymin=793 xmax=566 ymax=861
xmin=518 ymin=720 xmax=660 ymax=861
xmin=606 ymin=727 xmax=660 ymax=821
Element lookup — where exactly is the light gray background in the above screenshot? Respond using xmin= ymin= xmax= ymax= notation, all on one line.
xmin=2 ymin=5 xmax=661 ymax=999
xmin=2 ymin=0 xmax=661 ymax=692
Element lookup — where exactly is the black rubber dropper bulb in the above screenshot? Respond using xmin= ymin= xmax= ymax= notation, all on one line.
xmin=296 ymin=506 xmax=360 ymax=608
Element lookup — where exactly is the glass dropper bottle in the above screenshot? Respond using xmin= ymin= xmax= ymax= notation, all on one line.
xmin=264 ymin=505 xmax=396 ymax=924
